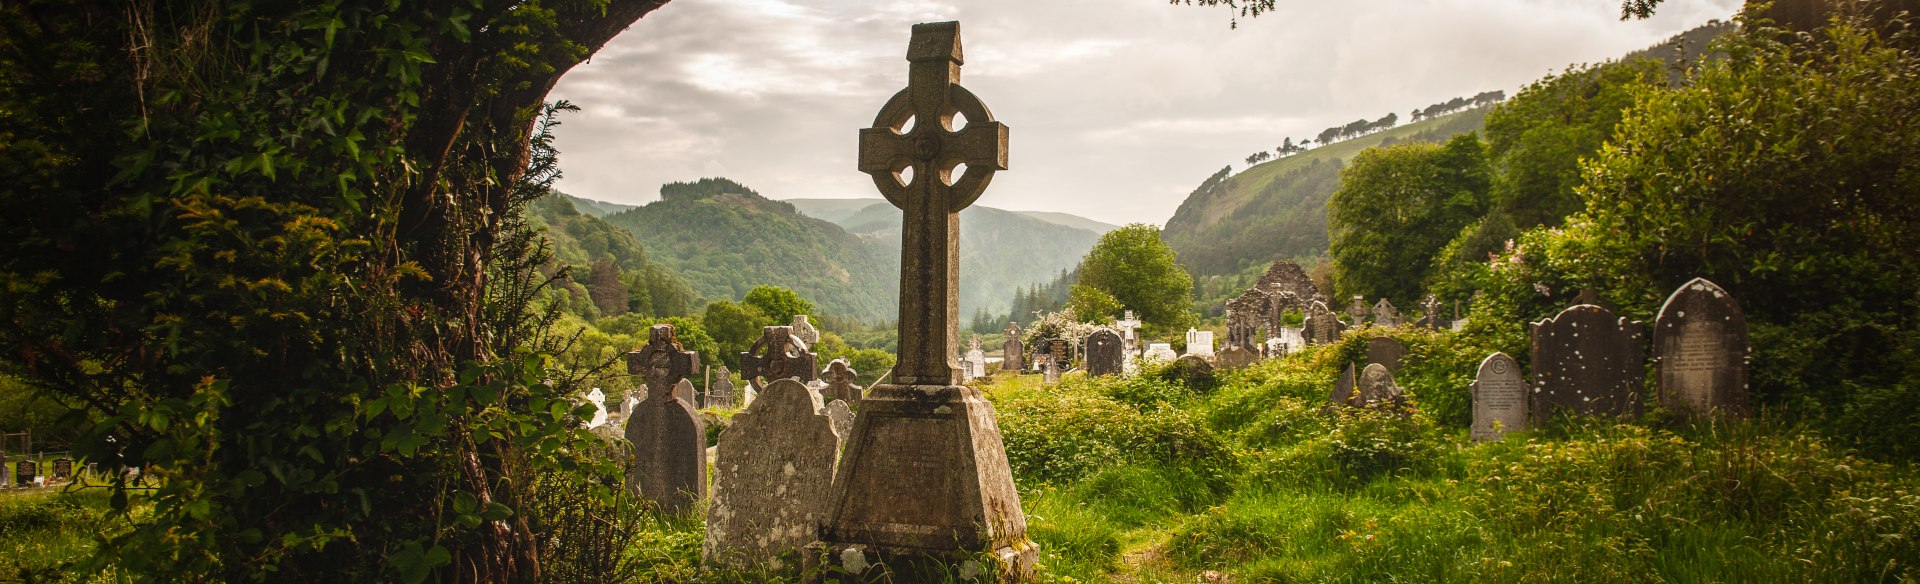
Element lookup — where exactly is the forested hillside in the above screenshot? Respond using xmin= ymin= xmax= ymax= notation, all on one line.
xmin=788 ymin=198 xmax=1107 ymax=316
xmin=529 ymin=194 xmax=695 ymax=319
xmin=599 ymin=179 xmax=898 ymax=322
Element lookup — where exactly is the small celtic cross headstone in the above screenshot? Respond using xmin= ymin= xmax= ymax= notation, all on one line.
xmin=822 ymin=358 xmax=863 ymax=404
xmin=623 ymin=324 xmax=705 ymax=513
xmin=1001 ymin=321 xmax=1024 ymax=372
xmin=856 ymin=21 xmax=1009 ymax=386
xmin=740 ymin=326 xmax=818 ymax=390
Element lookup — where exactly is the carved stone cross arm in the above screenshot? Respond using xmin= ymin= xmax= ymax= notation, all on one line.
xmin=627 ymin=324 xmax=699 ymax=400
xmin=857 ymin=21 xmax=1010 ymax=387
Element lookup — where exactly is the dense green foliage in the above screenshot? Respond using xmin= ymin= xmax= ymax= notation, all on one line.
xmin=529 ymin=194 xmax=695 ymax=320
xmin=1076 ymin=225 xmax=1198 ymax=333
xmin=601 ymin=179 xmax=898 ymax=323
xmin=1163 ymin=109 xmax=1491 ymax=280
xmin=1481 ymin=59 xmax=1663 ymax=229
xmin=0 ymin=1 xmax=665 ymax=580
xmin=1328 ymin=134 xmax=1492 ymax=303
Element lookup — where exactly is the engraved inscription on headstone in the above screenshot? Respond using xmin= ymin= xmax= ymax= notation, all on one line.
xmin=705 ymin=378 xmax=842 ymax=568
xmin=1471 ymin=352 xmax=1528 ymax=441
xmin=51 ymin=458 xmax=72 ymax=481
xmin=14 ymin=459 xmax=35 ymax=487
xmin=1655 ymin=278 xmax=1749 ymax=418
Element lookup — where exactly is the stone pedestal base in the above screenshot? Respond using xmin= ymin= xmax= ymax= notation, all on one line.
xmin=815 ymin=383 xmax=1036 ymax=582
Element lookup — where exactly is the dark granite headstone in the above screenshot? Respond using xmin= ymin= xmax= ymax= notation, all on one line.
xmin=1085 ymin=329 xmax=1123 ymax=377
xmin=51 ymin=458 xmax=72 ymax=481
xmin=1364 ymin=336 xmax=1409 ymax=375
xmin=1329 ymin=363 xmax=1358 ymax=408
xmin=706 ymin=378 xmax=843 ymax=568
xmin=1529 ymin=304 xmax=1646 ymax=421
xmin=1654 ymin=278 xmax=1749 ymax=418
xmin=1471 ymin=352 xmax=1528 ymax=441
xmin=624 ymin=324 xmax=705 ymax=514
xmin=1001 ymin=322 xmax=1024 ymax=372
xmin=1171 ymin=354 xmax=1215 ymax=389
xmin=14 ymin=460 xmax=34 ymax=487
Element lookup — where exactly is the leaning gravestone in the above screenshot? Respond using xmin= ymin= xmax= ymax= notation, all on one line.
xmin=1471 ymin=352 xmax=1528 ymax=441
xmin=1085 ymin=329 xmax=1124 ymax=377
xmin=1216 ymin=346 xmax=1256 ymax=370
xmin=821 ymin=21 xmax=1035 ymax=580
xmin=741 ymin=326 xmax=818 ymax=390
xmin=706 ymin=378 xmax=843 ymax=569
xmin=1530 ymin=304 xmax=1647 ymax=421
xmin=1329 ymin=363 xmax=1358 ymax=408
xmin=625 ymin=325 xmax=704 ymax=514
xmin=1001 ymin=322 xmax=1024 ymax=372
xmin=14 ymin=460 xmax=34 ymax=487
xmin=1654 ymin=278 xmax=1749 ymax=418
xmin=822 ymin=358 xmax=864 ymax=404
xmin=1365 ymin=337 xmax=1409 ymax=375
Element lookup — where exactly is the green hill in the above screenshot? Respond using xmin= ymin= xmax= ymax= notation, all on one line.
xmin=599 ymin=179 xmax=898 ymax=323
xmin=1163 ymin=108 xmax=1490 ymax=278
xmin=530 ymin=194 xmax=696 ymax=319
xmin=786 ymin=198 xmax=1105 ymax=316
xmin=556 ymin=192 xmax=639 ymax=217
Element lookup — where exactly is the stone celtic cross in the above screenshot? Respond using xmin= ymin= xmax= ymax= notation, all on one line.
xmin=628 ymin=324 xmax=699 ymax=402
xmin=739 ymin=325 xmax=818 ymax=389
xmin=857 ymin=21 xmax=1009 ymax=386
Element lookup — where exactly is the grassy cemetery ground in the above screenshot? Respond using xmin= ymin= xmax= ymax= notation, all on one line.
xmin=0 ymin=488 xmax=134 ymax=581
xmin=992 ymin=331 xmax=1920 ymax=582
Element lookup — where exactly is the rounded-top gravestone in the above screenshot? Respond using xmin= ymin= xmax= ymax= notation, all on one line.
xmin=1471 ymin=352 xmax=1528 ymax=441
xmin=1085 ymin=329 xmax=1124 ymax=377
xmin=1654 ymin=278 xmax=1749 ymax=419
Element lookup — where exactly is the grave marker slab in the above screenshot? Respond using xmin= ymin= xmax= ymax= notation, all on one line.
xmin=1085 ymin=329 xmax=1124 ymax=377
xmin=706 ymin=378 xmax=843 ymax=568
xmin=624 ymin=324 xmax=705 ymax=514
xmin=1185 ymin=328 xmax=1215 ymax=356
xmin=1216 ymin=346 xmax=1256 ymax=370
xmin=1372 ymin=299 xmax=1401 ymax=328
xmin=1302 ymin=302 xmax=1347 ymax=345
xmin=1365 ymin=337 xmax=1409 ymax=375
xmin=1001 ymin=322 xmax=1024 ymax=372
xmin=1356 ymin=363 xmax=1407 ymax=411
xmin=1471 ymin=352 xmax=1528 ymax=441
xmin=1144 ymin=343 xmax=1176 ymax=363
xmin=709 ymin=366 xmax=738 ymax=409
xmin=1330 ymin=363 xmax=1358 ymax=407
xmin=822 ymin=358 xmax=865 ymax=404
xmin=1654 ymin=278 xmax=1749 ymax=418
xmin=1529 ymin=304 xmax=1646 ymax=421
xmin=13 ymin=460 xmax=34 ymax=487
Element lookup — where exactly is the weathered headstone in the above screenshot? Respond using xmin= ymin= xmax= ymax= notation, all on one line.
xmin=1348 ymin=295 xmax=1369 ymax=327
xmin=1085 ymin=329 xmax=1123 ymax=377
xmin=1144 ymin=343 xmax=1176 ymax=363
xmin=1185 ymin=328 xmax=1215 ymax=356
xmin=624 ymin=324 xmax=705 ymax=514
xmin=1171 ymin=354 xmax=1215 ymax=389
xmin=1302 ymin=302 xmax=1347 ymax=345
xmin=709 ymin=366 xmax=738 ymax=409
xmin=584 ymin=387 xmax=609 ymax=429
xmin=1216 ymin=346 xmax=1256 ymax=370
xmin=1355 ymin=363 xmax=1407 ymax=412
xmin=675 ymin=379 xmax=696 ymax=406
xmin=823 ymin=21 xmax=1035 ymax=580
xmin=741 ymin=326 xmax=818 ymax=390
xmin=1471 ymin=352 xmax=1528 ymax=441
xmin=706 ymin=378 xmax=843 ymax=568
xmin=965 ymin=335 xmax=988 ymax=380
xmin=1329 ymin=363 xmax=1358 ymax=407
xmin=1413 ymin=295 xmax=1443 ymax=331
xmin=826 ymin=399 xmax=855 ymax=439
xmin=1001 ymin=322 xmax=1024 ymax=372
xmin=1372 ymin=298 xmax=1401 ymax=328
xmin=1530 ymin=304 xmax=1647 ymax=421
xmin=14 ymin=460 xmax=34 ymax=487
xmin=1041 ymin=357 xmax=1061 ymax=384
xmin=1115 ymin=310 xmax=1143 ymax=355
xmin=1364 ymin=336 xmax=1409 ymax=375
xmin=821 ymin=358 xmax=864 ymax=404
xmin=51 ymin=458 xmax=71 ymax=481
xmin=790 ymin=314 xmax=821 ymax=346
xmin=1654 ymin=278 xmax=1749 ymax=419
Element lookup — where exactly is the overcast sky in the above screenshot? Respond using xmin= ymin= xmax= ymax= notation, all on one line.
xmin=548 ymin=0 xmax=1741 ymax=227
